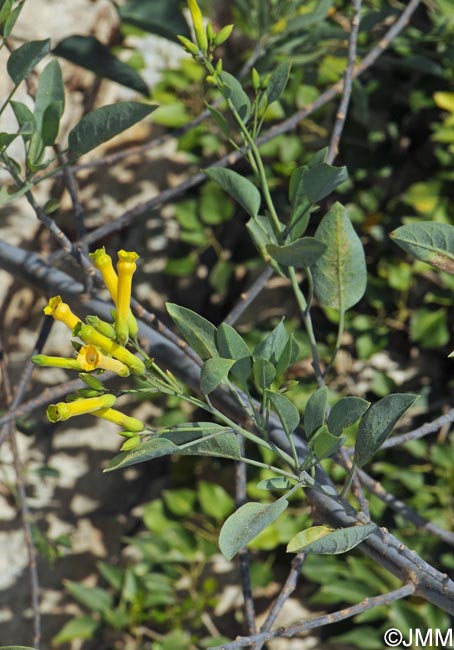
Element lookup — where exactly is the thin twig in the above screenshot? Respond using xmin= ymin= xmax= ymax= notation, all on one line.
xmin=252 ymin=553 xmax=306 ymax=650
xmin=213 ymin=583 xmax=416 ymax=649
xmin=224 ymin=267 xmax=274 ymax=327
xmin=336 ymin=451 xmax=454 ymax=545
xmin=345 ymin=407 xmax=454 ymax=456
xmin=235 ymin=437 xmax=257 ymax=637
xmin=327 ymin=0 xmax=363 ymax=164
xmin=0 ymin=317 xmax=53 ymax=448
xmin=381 ymin=408 xmax=454 ymax=450
xmin=55 ymin=145 xmax=93 ymax=292
xmin=356 ymin=467 xmax=454 ymax=547
xmin=0 ymin=344 xmax=41 ymax=648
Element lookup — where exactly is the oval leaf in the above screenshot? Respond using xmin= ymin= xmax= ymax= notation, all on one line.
xmin=64 ymin=580 xmax=113 ymax=613
xmin=218 ymin=70 xmax=251 ymax=121
xmin=302 ymin=162 xmax=348 ymax=203
xmin=68 ymin=101 xmax=156 ymax=157
xmin=267 ymin=238 xmax=326 ymax=268
xmin=266 ymin=61 xmax=291 ymax=104
xmin=253 ymin=357 xmax=276 ymax=390
xmin=310 ymin=425 xmax=346 ymax=460
xmin=54 ymin=35 xmax=149 ymax=96
xmin=304 ymin=386 xmax=327 ymax=439
xmin=327 ymin=396 xmax=370 ymax=437
xmin=390 ymin=222 xmax=454 ymax=274
xmin=204 ymin=167 xmax=261 ymax=219
xmin=200 ymin=357 xmax=234 ymax=394
xmin=354 ymin=393 xmax=419 ymax=468
xmin=267 ymin=390 xmax=300 ymax=437
xmin=216 ymin=323 xmax=252 ymax=385
xmin=287 ymin=523 xmax=377 ymax=554
xmin=166 ymin=303 xmax=217 ymax=360
xmin=219 ymin=499 xmax=289 ymax=560
xmin=53 ymin=616 xmax=99 ymax=644
xmin=7 ymin=38 xmax=51 ymax=84
xmin=313 ymin=202 xmax=367 ymax=311
xmin=34 ymin=59 xmax=65 ymax=132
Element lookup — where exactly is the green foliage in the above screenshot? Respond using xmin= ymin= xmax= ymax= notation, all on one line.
xmin=219 ymin=499 xmax=289 ymax=560
xmin=68 ymin=102 xmax=157 ymax=157
xmin=354 ymin=394 xmax=419 ymax=468
xmin=287 ymin=523 xmax=377 ymax=554
xmin=312 ymin=202 xmax=367 ymax=311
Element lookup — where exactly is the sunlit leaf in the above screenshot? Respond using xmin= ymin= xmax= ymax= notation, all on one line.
xmin=219 ymin=499 xmax=289 ymax=560
xmin=287 ymin=523 xmax=376 ymax=554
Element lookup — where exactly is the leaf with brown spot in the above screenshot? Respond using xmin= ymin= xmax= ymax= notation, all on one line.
xmin=391 ymin=222 xmax=454 ymax=274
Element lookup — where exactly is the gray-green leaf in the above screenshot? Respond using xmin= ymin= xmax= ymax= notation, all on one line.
xmin=219 ymin=499 xmax=289 ymax=560
xmin=7 ymin=39 xmax=51 ymax=84
xmin=267 ymin=390 xmax=300 ymax=437
xmin=302 ymin=162 xmax=348 ymax=203
xmin=266 ymin=61 xmax=291 ymax=104
xmin=216 ymin=323 xmax=252 ymax=385
xmin=390 ymin=222 xmax=454 ymax=274
xmin=53 ymin=617 xmax=99 ymax=643
xmin=68 ymin=101 xmax=156 ymax=158
xmin=304 ymin=387 xmax=327 ymax=439
xmin=327 ymin=396 xmax=370 ymax=437
xmin=219 ymin=70 xmax=251 ymax=121
xmin=200 ymin=357 xmax=234 ymax=394
xmin=267 ymin=238 xmax=326 ymax=268
xmin=34 ymin=59 xmax=65 ymax=133
xmin=354 ymin=393 xmax=419 ymax=467
xmin=313 ymin=202 xmax=367 ymax=311
xmin=253 ymin=357 xmax=276 ymax=390
xmin=204 ymin=167 xmax=261 ymax=219
xmin=287 ymin=523 xmax=376 ymax=554
xmin=166 ymin=303 xmax=218 ymax=360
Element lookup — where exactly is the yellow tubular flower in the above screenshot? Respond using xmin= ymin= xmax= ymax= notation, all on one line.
xmin=76 ymin=324 xmax=146 ymax=375
xmin=43 ymin=296 xmax=81 ymax=331
xmin=77 ymin=345 xmax=130 ymax=377
xmin=93 ymin=407 xmax=145 ymax=432
xmin=89 ymin=247 xmax=118 ymax=301
xmin=89 ymin=248 xmax=138 ymax=339
xmin=47 ymin=394 xmax=116 ymax=422
xmin=115 ymin=250 xmax=139 ymax=346
xmin=32 ymin=354 xmax=82 ymax=371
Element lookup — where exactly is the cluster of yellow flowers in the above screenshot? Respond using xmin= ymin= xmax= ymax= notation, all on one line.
xmin=32 ymin=248 xmax=146 ymax=441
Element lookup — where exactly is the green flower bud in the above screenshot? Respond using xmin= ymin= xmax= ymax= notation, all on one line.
xmin=214 ymin=24 xmax=233 ymax=47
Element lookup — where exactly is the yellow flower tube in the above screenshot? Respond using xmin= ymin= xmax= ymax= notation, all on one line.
xmin=188 ymin=0 xmax=208 ymax=51
xmin=47 ymin=394 xmax=116 ymax=422
xmin=75 ymin=324 xmax=146 ymax=376
xmin=32 ymin=354 xmax=82 ymax=371
xmin=43 ymin=296 xmax=81 ymax=331
xmin=89 ymin=247 xmax=138 ymax=339
xmin=93 ymin=407 xmax=145 ymax=432
xmin=77 ymin=345 xmax=130 ymax=377
xmin=115 ymin=250 xmax=139 ymax=346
